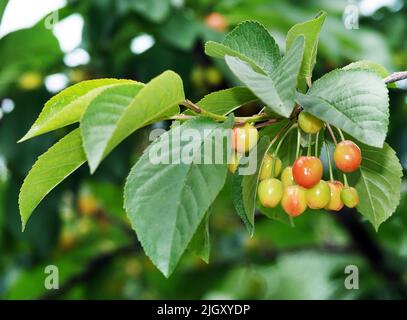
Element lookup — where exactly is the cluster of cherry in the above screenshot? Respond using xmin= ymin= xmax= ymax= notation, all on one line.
xmin=230 ymin=112 xmax=361 ymax=217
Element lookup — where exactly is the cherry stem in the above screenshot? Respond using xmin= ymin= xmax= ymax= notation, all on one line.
xmin=273 ymin=123 xmax=298 ymax=157
xmin=337 ymin=127 xmax=345 ymax=142
xmin=326 ymin=123 xmax=338 ymax=145
xmin=315 ymin=132 xmax=320 ymax=157
xmin=295 ymin=127 xmax=301 ymax=159
xmin=307 ymin=134 xmax=312 ymax=156
xmin=343 ymin=173 xmax=349 ymax=187
xmin=324 ymin=140 xmax=334 ymax=182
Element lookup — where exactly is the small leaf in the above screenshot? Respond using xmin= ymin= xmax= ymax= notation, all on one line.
xmin=296 ymin=69 xmax=389 ymax=148
xmin=124 ymin=117 xmax=232 ymax=277
xmin=19 ymin=79 xmax=136 ymax=142
xmin=232 ymin=136 xmax=271 ymax=235
xmin=188 ymin=212 xmax=210 ymax=263
xmin=19 ymin=129 xmax=86 ymax=229
xmin=186 ymin=87 xmax=257 ymax=116
xmin=205 ymin=20 xmax=281 ymax=75
xmin=82 ymin=71 xmax=184 ymax=173
xmin=348 ymin=143 xmax=403 ymax=231
xmin=286 ymin=11 xmax=326 ymax=90
xmin=225 ymin=36 xmax=304 ymax=117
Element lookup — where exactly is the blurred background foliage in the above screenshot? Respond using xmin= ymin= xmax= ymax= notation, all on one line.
xmin=0 ymin=0 xmax=407 ymax=300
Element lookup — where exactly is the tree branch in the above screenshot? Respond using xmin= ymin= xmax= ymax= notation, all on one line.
xmin=384 ymin=71 xmax=407 ymax=84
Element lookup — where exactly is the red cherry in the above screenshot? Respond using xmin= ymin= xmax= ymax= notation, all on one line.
xmin=292 ymin=156 xmax=323 ymax=189
xmin=333 ymin=140 xmax=362 ymax=173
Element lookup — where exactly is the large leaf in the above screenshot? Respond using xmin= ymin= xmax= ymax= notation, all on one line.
xmin=0 ymin=0 xmax=8 ymax=25
xmin=124 ymin=117 xmax=232 ymax=277
xmin=80 ymin=83 xmax=143 ymax=173
xmin=225 ymin=36 xmax=304 ymax=117
xmin=19 ymin=79 xmax=136 ymax=142
xmin=205 ymin=21 xmax=281 ymax=75
xmin=348 ymin=143 xmax=402 ymax=231
xmin=19 ymin=129 xmax=86 ymax=229
xmin=82 ymin=71 xmax=184 ymax=173
xmin=296 ymin=69 xmax=389 ymax=148
xmin=286 ymin=11 xmax=326 ymax=90
xmin=131 ymin=0 xmax=171 ymax=22
xmin=342 ymin=60 xmax=396 ymax=89
xmin=186 ymin=87 xmax=257 ymax=116
xmin=232 ymin=136 xmax=270 ymax=235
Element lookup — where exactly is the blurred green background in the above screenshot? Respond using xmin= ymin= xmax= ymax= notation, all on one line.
xmin=1 ymin=0 xmax=407 ymax=300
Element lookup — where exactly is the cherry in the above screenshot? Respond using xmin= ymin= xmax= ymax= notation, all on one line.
xmin=281 ymin=166 xmax=295 ymax=187
xmin=232 ymin=123 xmax=259 ymax=154
xmin=341 ymin=187 xmax=359 ymax=208
xmin=324 ymin=181 xmax=344 ymax=211
xmin=298 ymin=111 xmax=324 ymax=134
xmin=258 ymin=178 xmax=283 ymax=208
xmin=292 ymin=156 xmax=323 ymax=188
xmin=305 ymin=180 xmax=331 ymax=209
xmin=333 ymin=140 xmax=362 ymax=173
xmin=281 ymin=185 xmax=307 ymax=217
xmin=228 ymin=152 xmax=241 ymax=174
xmin=259 ymin=154 xmax=282 ymax=180
xmin=204 ymin=12 xmax=228 ymax=32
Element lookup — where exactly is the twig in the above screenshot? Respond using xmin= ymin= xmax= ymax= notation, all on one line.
xmin=254 ymin=118 xmax=280 ymax=129
xmin=384 ymin=71 xmax=407 ymax=84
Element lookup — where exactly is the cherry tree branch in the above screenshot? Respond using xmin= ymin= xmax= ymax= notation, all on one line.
xmin=384 ymin=71 xmax=407 ymax=84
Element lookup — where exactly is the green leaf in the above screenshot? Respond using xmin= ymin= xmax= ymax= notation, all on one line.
xmin=80 ymin=83 xmax=143 ymax=173
xmin=342 ymin=60 xmax=396 ymax=89
xmin=205 ymin=21 xmax=281 ymax=75
xmin=188 ymin=212 xmax=210 ymax=263
xmin=296 ymin=69 xmax=389 ymax=148
xmin=225 ymin=36 xmax=304 ymax=117
xmin=124 ymin=117 xmax=232 ymax=277
xmin=19 ymin=129 xmax=86 ymax=229
xmin=0 ymin=0 xmax=8 ymax=26
xmin=257 ymin=204 xmax=293 ymax=226
xmin=19 ymin=79 xmax=136 ymax=142
xmin=186 ymin=87 xmax=257 ymax=116
xmin=286 ymin=11 xmax=326 ymax=91
xmin=348 ymin=143 xmax=403 ymax=231
xmin=82 ymin=71 xmax=184 ymax=173
xmin=232 ymin=136 xmax=271 ymax=235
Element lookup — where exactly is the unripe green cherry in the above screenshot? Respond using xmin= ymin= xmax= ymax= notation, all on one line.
xmin=281 ymin=166 xmax=295 ymax=187
xmin=305 ymin=180 xmax=331 ymax=209
xmin=341 ymin=187 xmax=359 ymax=208
xmin=298 ymin=112 xmax=324 ymax=134
xmin=324 ymin=181 xmax=344 ymax=211
xmin=259 ymin=154 xmax=282 ymax=180
xmin=258 ymin=178 xmax=283 ymax=208
xmin=281 ymin=185 xmax=307 ymax=217
xmin=232 ymin=123 xmax=259 ymax=154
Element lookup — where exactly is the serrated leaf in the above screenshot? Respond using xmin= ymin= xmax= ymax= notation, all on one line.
xmin=286 ymin=11 xmax=326 ymax=90
xmin=225 ymin=36 xmax=304 ymax=117
xmin=188 ymin=212 xmax=210 ymax=263
xmin=186 ymin=87 xmax=257 ymax=116
xmin=80 ymin=83 xmax=143 ymax=173
xmin=19 ymin=79 xmax=136 ymax=142
xmin=205 ymin=20 xmax=281 ymax=75
xmin=296 ymin=69 xmax=389 ymax=148
xmin=232 ymin=136 xmax=271 ymax=235
xmin=19 ymin=129 xmax=86 ymax=229
xmin=82 ymin=71 xmax=184 ymax=173
xmin=348 ymin=143 xmax=402 ymax=231
xmin=124 ymin=117 xmax=232 ymax=277
xmin=342 ymin=60 xmax=396 ymax=89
